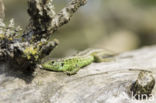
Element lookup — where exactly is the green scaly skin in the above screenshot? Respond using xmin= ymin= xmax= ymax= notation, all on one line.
xmin=42 ymin=49 xmax=116 ymax=75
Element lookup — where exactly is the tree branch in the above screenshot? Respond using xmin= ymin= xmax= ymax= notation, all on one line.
xmin=0 ymin=0 xmax=87 ymax=71
xmin=0 ymin=0 xmax=4 ymax=19
xmin=51 ymin=0 xmax=87 ymax=34
xmin=23 ymin=0 xmax=87 ymax=41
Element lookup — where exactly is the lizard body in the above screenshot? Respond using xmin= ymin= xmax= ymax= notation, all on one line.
xmin=42 ymin=49 xmax=116 ymax=75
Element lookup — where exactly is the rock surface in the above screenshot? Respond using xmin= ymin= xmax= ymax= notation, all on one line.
xmin=0 ymin=46 xmax=156 ymax=103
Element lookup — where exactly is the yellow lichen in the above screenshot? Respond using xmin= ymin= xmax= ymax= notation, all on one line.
xmin=37 ymin=40 xmax=47 ymax=48
xmin=0 ymin=34 xmax=5 ymax=39
xmin=8 ymin=37 xmax=13 ymax=41
xmin=23 ymin=40 xmax=48 ymax=61
xmin=0 ymin=34 xmax=14 ymax=41
xmin=23 ymin=45 xmax=39 ymax=61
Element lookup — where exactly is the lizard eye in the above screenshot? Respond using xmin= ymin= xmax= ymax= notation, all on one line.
xmin=51 ymin=61 xmax=54 ymax=64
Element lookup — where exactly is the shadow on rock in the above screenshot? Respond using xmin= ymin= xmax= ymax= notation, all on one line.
xmin=0 ymin=62 xmax=35 ymax=83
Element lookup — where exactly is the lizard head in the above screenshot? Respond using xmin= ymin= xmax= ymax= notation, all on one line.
xmin=42 ymin=60 xmax=65 ymax=71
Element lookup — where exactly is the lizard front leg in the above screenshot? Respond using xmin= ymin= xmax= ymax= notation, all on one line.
xmin=64 ymin=64 xmax=80 ymax=75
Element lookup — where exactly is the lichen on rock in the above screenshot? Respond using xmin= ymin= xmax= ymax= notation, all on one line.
xmin=130 ymin=71 xmax=155 ymax=99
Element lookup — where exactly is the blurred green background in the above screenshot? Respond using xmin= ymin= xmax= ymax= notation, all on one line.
xmin=4 ymin=0 xmax=156 ymax=57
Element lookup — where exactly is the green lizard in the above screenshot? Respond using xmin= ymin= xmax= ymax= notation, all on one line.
xmin=42 ymin=49 xmax=117 ymax=75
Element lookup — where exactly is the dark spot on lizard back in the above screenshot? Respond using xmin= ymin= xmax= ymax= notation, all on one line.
xmin=61 ymin=63 xmax=64 ymax=66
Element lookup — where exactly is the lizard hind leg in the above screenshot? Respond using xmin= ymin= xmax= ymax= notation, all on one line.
xmin=93 ymin=52 xmax=117 ymax=62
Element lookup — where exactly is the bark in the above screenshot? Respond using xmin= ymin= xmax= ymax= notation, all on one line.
xmin=0 ymin=0 xmax=4 ymax=19
xmin=0 ymin=0 xmax=87 ymax=71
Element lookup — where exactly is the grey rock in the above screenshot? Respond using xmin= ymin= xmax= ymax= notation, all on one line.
xmin=0 ymin=46 xmax=156 ymax=103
